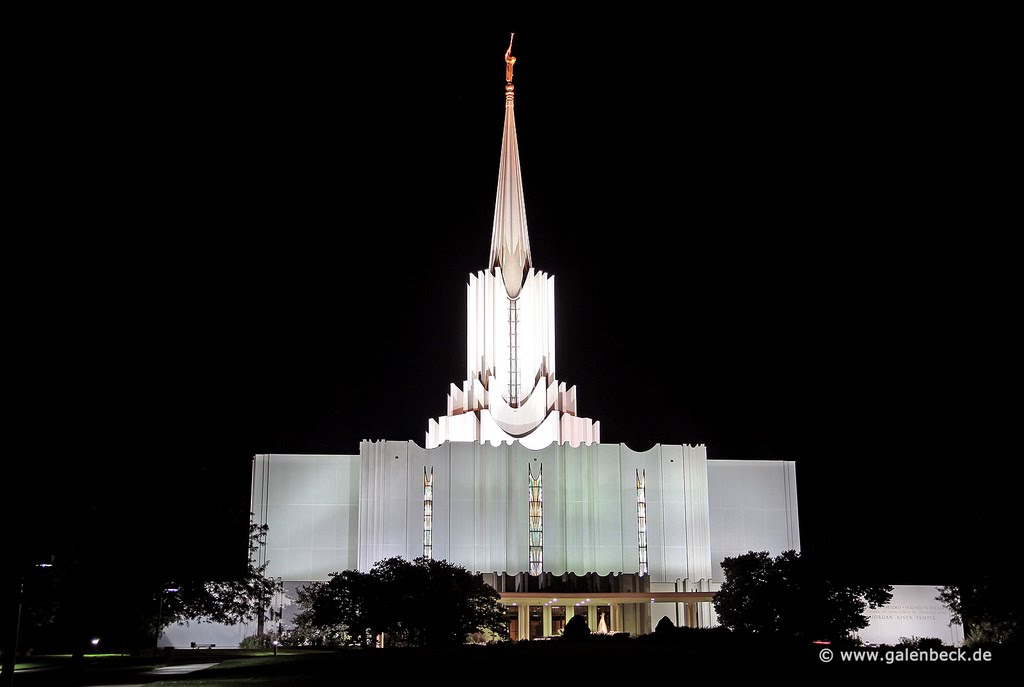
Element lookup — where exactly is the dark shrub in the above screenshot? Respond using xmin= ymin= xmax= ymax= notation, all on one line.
xmin=239 ymin=633 xmax=272 ymax=649
xmin=562 ymin=615 xmax=591 ymax=641
xmin=655 ymin=616 xmax=676 ymax=636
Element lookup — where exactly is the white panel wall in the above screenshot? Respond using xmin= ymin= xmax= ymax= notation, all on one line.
xmin=620 ymin=445 xmax=654 ymax=578
xmin=355 ymin=441 xmax=712 ymax=583
xmin=251 ymin=454 xmax=360 ymax=581
xmin=449 ymin=441 xmax=476 ymax=569
xmin=254 ymin=447 xmax=795 ymax=591
xmin=595 ymin=443 xmax=624 ymax=574
xmin=707 ymin=459 xmax=801 ymax=581
xmin=683 ymin=444 xmax=714 ymax=584
xmin=409 ymin=442 xmax=447 ymax=561
xmin=506 ymin=444 xmax=530 ymax=572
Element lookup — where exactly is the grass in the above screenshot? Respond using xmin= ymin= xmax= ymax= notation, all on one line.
xmin=13 ymin=662 xmax=48 ymax=670
xmin=10 ymin=650 xmax=297 ymax=676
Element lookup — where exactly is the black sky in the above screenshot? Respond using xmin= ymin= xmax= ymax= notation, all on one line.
xmin=8 ymin=20 xmax=1016 ymax=587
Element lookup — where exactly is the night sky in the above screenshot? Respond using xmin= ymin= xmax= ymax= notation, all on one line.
xmin=8 ymin=21 xmax=1015 ymax=589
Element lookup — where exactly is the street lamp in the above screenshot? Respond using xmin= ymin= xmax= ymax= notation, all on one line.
xmin=90 ymin=638 xmax=100 ymax=654
xmin=154 ymin=586 xmax=179 ymax=656
xmin=2 ymin=559 xmax=56 ymax=687
xmin=272 ymin=639 xmax=279 ymax=656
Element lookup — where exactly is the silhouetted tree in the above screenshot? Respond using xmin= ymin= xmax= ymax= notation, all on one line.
xmin=294 ymin=570 xmax=373 ymax=647
xmin=1 ymin=520 xmax=282 ymax=661
xmin=714 ymin=550 xmax=892 ymax=640
xmin=161 ymin=522 xmax=282 ymax=632
xmin=385 ymin=557 xmax=507 ymax=647
xmin=298 ymin=557 xmax=507 ymax=648
xmin=897 ymin=636 xmax=944 ymax=649
xmin=938 ymin=580 xmax=1020 ymax=645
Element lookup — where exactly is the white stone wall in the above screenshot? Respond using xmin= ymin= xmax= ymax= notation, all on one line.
xmin=707 ymin=459 xmax=801 ymax=581
xmin=251 ymin=453 xmax=361 ymax=581
xmin=354 ymin=441 xmax=713 ymax=583
xmin=252 ymin=447 xmax=801 ymax=592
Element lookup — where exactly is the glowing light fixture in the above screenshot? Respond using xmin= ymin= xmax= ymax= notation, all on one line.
xmin=529 ymin=464 xmax=543 ymax=575
xmin=637 ymin=469 xmax=648 ymax=576
xmin=423 ymin=467 xmax=433 ymax=559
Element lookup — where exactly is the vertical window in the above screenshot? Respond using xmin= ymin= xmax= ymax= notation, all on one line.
xmin=423 ymin=467 xmax=433 ymax=559
xmin=529 ymin=464 xmax=543 ymax=575
xmin=528 ymin=605 xmax=543 ymax=640
xmin=550 ymin=606 xmax=566 ymax=636
xmin=637 ymin=468 xmax=648 ymax=576
xmin=508 ymin=298 xmax=520 ymax=406
xmin=596 ymin=605 xmax=612 ymax=634
xmin=506 ymin=604 xmax=519 ymax=641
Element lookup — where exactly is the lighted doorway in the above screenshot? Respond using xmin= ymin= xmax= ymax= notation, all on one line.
xmin=550 ymin=606 xmax=566 ymax=636
xmin=596 ymin=605 xmax=611 ymax=634
xmin=506 ymin=605 xmax=519 ymax=641
xmin=529 ymin=606 xmax=543 ymax=640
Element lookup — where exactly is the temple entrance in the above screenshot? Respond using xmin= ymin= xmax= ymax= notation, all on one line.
xmin=528 ymin=606 xmax=543 ymax=639
xmin=506 ymin=604 xmax=519 ymax=641
xmin=498 ymin=589 xmax=715 ymax=638
xmin=550 ymin=606 xmax=566 ymax=636
xmin=595 ymin=605 xmax=611 ymax=634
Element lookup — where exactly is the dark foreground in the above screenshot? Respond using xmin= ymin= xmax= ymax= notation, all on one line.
xmin=11 ymin=640 xmax=1015 ymax=685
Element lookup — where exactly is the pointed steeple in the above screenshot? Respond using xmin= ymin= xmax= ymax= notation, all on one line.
xmin=488 ymin=33 xmax=532 ymax=300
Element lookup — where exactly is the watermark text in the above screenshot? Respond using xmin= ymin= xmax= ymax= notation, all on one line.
xmin=819 ymin=647 xmax=993 ymax=664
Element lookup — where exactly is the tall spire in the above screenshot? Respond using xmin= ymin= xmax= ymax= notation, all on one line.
xmin=426 ymin=34 xmax=601 ymax=449
xmin=488 ymin=32 xmax=532 ymax=300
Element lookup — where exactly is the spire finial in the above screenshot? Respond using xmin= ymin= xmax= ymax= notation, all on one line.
xmin=505 ymin=33 xmax=516 ymax=84
xmin=489 ymin=32 xmax=531 ymax=297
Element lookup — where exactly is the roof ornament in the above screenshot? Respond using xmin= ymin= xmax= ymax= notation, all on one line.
xmin=489 ymin=32 xmax=531 ymax=298
xmin=505 ymin=33 xmax=516 ymax=84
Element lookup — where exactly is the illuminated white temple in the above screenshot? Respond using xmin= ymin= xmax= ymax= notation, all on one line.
xmin=426 ymin=43 xmax=599 ymax=450
xmin=163 ymin=38 xmax=819 ymax=648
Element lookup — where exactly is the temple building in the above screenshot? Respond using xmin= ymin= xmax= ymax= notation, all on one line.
xmin=165 ymin=39 xmax=803 ymax=646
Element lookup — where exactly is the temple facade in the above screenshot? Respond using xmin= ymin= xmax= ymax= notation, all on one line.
xmin=165 ymin=39 xmax=802 ymax=646
xmin=243 ymin=39 xmax=799 ymax=640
